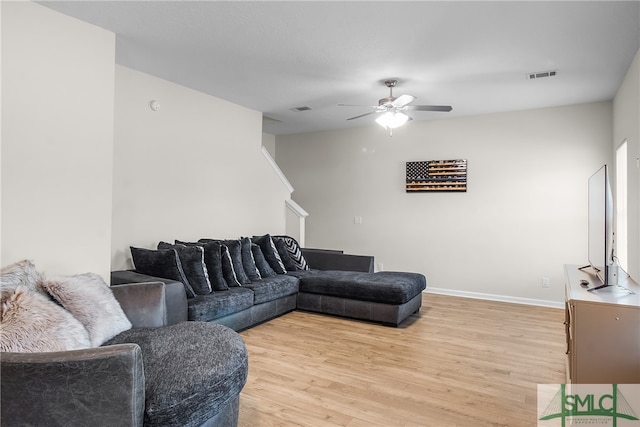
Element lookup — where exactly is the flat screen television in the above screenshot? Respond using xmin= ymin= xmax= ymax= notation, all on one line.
xmin=586 ymin=165 xmax=616 ymax=289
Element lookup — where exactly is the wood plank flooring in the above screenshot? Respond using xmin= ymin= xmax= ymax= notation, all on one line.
xmin=238 ymin=293 xmax=566 ymax=427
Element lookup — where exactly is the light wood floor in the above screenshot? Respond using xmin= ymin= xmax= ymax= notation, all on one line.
xmin=238 ymin=293 xmax=566 ymax=427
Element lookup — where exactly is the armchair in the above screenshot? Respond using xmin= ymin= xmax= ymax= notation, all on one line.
xmin=1 ymin=280 xmax=248 ymax=427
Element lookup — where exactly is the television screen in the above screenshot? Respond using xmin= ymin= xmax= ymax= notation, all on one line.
xmin=587 ymin=165 xmax=614 ymax=285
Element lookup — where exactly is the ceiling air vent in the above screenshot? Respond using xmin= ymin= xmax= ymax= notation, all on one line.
xmin=527 ymin=70 xmax=557 ymax=80
xmin=290 ymin=106 xmax=312 ymax=112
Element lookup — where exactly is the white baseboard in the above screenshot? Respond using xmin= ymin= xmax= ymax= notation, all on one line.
xmin=425 ymin=287 xmax=564 ymax=309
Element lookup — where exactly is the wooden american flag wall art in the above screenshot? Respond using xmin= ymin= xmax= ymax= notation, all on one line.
xmin=406 ymin=159 xmax=467 ymax=192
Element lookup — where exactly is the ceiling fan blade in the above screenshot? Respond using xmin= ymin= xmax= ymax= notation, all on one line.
xmin=346 ymin=111 xmax=377 ymax=121
xmin=406 ymin=105 xmax=453 ymax=112
xmin=338 ymin=103 xmax=378 ymax=108
xmin=391 ymin=94 xmax=416 ymax=108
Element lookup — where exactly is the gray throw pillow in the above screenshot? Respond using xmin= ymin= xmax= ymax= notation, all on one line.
xmin=222 ymin=240 xmax=251 ymax=284
xmin=221 ymin=245 xmax=242 ymax=287
xmin=274 ymin=238 xmax=299 ymax=272
xmin=251 ymin=234 xmax=287 ymax=274
xmin=199 ymin=239 xmax=252 ymax=285
xmin=177 ymin=240 xmax=228 ymax=291
xmin=240 ymin=237 xmax=261 ymax=281
xmin=251 ymin=243 xmax=277 ymax=278
xmin=158 ymin=242 xmax=212 ymax=295
xmin=130 ymin=246 xmax=197 ymax=298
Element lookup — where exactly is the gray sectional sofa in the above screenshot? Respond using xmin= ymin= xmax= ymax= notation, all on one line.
xmin=1 ymin=237 xmax=426 ymax=427
xmin=111 ymin=239 xmax=427 ymax=330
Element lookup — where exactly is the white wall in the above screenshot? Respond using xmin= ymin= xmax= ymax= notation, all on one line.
xmin=613 ymin=48 xmax=640 ymax=282
xmin=1 ymin=2 xmax=115 ymax=280
xmin=276 ymin=102 xmax=613 ymax=304
xmin=111 ymin=66 xmax=291 ymax=269
xmin=262 ymin=132 xmax=276 ymax=158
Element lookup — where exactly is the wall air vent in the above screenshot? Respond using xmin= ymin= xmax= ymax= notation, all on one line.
xmin=527 ymin=70 xmax=557 ymax=80
xmin=290 ymin=106 xmax=312 ymax=112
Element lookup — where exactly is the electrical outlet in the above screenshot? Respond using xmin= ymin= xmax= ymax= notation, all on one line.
xmin=377 ymin=263 xmax=384 ymax=271
xmin=353 ymin=216 xmax=363 ymax=224
xmin=542 ymin=277 xmax=550 ymax=288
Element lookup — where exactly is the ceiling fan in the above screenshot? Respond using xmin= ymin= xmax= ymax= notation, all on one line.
xmin=339 ymin=79 xmax=452 ymax=134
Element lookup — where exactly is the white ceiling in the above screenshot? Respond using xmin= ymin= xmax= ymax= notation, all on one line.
xmin=40 ymin=1 xmax=640 ymax=135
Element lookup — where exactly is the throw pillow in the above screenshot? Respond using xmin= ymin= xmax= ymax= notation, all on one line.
xmin=274 ymin=238 xmax=299 ymax=272
xmin=158 ymin=242 xmax=212 ymax=295
xmin=240 ymin=237 xmax=261 ymax=281
xmin=251 ymin=243 xmax=277 ymax=278
xmin=273 ymin=235 xmax=310 ymax=271
xmin=0 ymin=286 xmax=90 ymax=352
xmin=0 ymin=259 xmax=45 ymax=293
xmin=220 ymin=245 xmax=242 ymax=287
xmin=130 ymin=246 xmax=197 ymax=299
xmin=41 ymin=273 xmax=132 ymax=347
xmin=251 ymin=234 xmax=287 ymax=274
xmin=177 ymin=240 xmax=227 ymax=291
xmin=221 ymin=240 xmax=251 ymax=285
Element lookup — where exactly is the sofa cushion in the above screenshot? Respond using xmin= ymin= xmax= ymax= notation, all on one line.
xmin=130 ymin=247 xmax=196 ymax=299
xmin=41 ymin=273 xmax=132 ymax=347
xmin=187 ymin=288 xmax=254 ymax=322
xmin=105 ymin=321 xmax=248 ymax=427
xmin=251 ymin=234 xmax=286 ymax=274
xmin=157 ymin=242 xmax=212 ymax=295
xmin=251 ymin=244 xmax=277 ymax=278
xmin=296 ymin=270 xmax=426 ymax=305
xmin=243 ymin=275 xmax=299 ymax=305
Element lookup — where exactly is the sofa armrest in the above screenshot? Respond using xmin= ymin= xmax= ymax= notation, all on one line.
xmin=301 ymin=249 xmax=374 ymax=273
xmin=1 ymin=344 xmax=144 ymax=427
xmin=110 ymin=270 xmax=188 ymax=327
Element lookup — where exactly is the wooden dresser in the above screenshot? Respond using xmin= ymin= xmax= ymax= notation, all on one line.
xmin=564 ymin=264 xmax=640 ymax=383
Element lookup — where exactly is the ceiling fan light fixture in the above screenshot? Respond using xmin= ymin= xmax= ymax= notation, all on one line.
xmin=376 ymin=111 xmax=409 ymax=129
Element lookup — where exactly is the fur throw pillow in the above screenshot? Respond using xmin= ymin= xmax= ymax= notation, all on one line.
xmin=41 ymin=273 xmax=132 ymax=347
xmin=0 ymin=260 xmax=45 ymax=293
xmin=0 ymin=286 xmax=90 ymax=352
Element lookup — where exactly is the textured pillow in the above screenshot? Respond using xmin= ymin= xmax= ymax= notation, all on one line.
xmin=41 ymin=273 xmax=132 ymax=347
xmin=0 ymin=259 xmax=45 ymax=293
xmin=252 ymin=234 xmax=287 ymax=274
xmin=158 ymin=242 xmax=212 ymax=295
xmin=251 ymin=243 xmax=277 ymax=278
xmin=221 ymin=245 xmax=242 ymax=287
xmin=130 ymin=246 xmax=196 ymax=298
xmin=273 ymin=235 xmax=310 ymax=271
xmin=222 ymin=240 xmax=251 ymax=285
xmin=0 ymin=286 xmax=90 ymax=352
xmin=274 ymin=238 xmax=299 ymax=272
xmin=240 ymin=237 xmax=261 ymax=281
xmin=177 ymin=240 xmax=227 ymax=291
